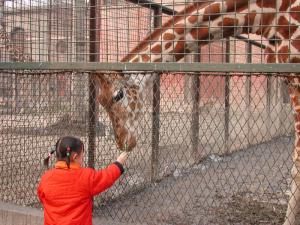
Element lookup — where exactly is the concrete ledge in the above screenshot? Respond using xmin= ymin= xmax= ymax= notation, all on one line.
xmin=0 ymin=201 xmax=143 ymax=225
xmin=0 ymin=201 xmax=43 ymax=225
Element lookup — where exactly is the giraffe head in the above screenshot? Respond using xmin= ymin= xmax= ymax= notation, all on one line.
xmin=93 ymin=72 xmax=145 ymax=152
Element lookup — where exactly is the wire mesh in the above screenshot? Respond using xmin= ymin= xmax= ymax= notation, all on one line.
xmin=1 ymin=0 xmax=291 ymax=64
xmin=0 ymin=69 xmax=297 ymax=225
xmin=1 ymin=0 xmax=300 ymax=224
xmin=1 ymin=0 xmax=154 ymax=62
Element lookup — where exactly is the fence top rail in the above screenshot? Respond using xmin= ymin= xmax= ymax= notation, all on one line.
xmin=0 ymin=62 xmax=299 ymax=73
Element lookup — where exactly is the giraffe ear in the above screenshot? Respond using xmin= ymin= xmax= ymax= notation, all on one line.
xmin=113 ymin=89 xmax=124 ymax=102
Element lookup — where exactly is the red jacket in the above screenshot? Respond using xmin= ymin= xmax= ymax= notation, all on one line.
xmin=37 ymin=161 xmax=124 ymax=225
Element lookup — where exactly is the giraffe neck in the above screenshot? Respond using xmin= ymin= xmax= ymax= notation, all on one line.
xmin=121 ymin=0 xmax=300 ymax=85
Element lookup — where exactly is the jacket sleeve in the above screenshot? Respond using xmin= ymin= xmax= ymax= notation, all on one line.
xmin=37 ymin=181 xmax=45 ymax=204
xmin=89 ymin=162 xmax=124 ymax=196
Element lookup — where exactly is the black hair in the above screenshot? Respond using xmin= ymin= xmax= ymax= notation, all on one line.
xmin=43 ymin=136 xmax=84 ymax=169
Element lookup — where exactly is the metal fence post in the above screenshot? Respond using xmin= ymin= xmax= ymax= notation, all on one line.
xmin=246 ymin=42 xmax=252 ymax=147
xmin=47 ymin=0 xmax=52 ymax=62
xmin=87 ymin=0 xmax=99 ymax=169
xmin=279 ymin=76 xmax=289 ymax=136
xmin=150 ymin=7 xmax=162 ymax=182
xmin=224 ymin=38 xmax=230 ymax=153
xmin=266 ymin=74 xmax=272 ymax=140
xmin=72 ymin=0 xmax=87 ymax=123
xmin=191 ymin=48 xmax=201 ymax=162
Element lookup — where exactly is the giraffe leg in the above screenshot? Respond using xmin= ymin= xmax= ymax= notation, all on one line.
xmin=284 ymin=152 xmax=300 ymax=225
xmin=284 ymin=84 xmax=300 ymax=225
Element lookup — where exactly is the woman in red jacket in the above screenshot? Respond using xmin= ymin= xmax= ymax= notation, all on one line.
xmin=37 ymin=136 xmax=127 ymax=225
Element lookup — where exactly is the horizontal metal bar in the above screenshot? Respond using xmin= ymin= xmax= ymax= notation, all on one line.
xmin=125 ymin=0 xmax=175 ymax=15
xmin=235 ymin=35 xmax=266 ymax=49
xmin=0 ymin=62 xmax=299 ymax=73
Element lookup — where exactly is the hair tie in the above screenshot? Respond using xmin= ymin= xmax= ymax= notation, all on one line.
xmin=66 ymin=146 xmax=71 ymax=157
xmin=48 ymin=149 xmax=55 ymax=158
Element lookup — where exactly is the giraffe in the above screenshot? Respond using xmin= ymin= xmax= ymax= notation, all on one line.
xmin=92 ymin=1 xmax=300 ymax=224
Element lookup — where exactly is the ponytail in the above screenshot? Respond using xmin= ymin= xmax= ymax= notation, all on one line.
xmin=43 ymin=149 xmax=55 ymax=169
xmin=43 ymin=138 xmax=62 ymax=169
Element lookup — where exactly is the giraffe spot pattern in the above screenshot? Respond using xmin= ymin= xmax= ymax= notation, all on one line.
xmin=218 ymin=17 xmax=239 ymax=27
xmin=171 ymin=37 xmax=187 ymax=61
xmin=295 ymin=105 xmax=300 ymax=113
xmin=165 ymin=42 xmax=173 ymax=50
xmin=256 ymin=0 xmax=276 ymax=9
xmin=129 ymin=102 xmax=136 ymax=112
xmin=163 ymin=33 xmax=176 ymax=41
xmin=264 ymin=47 xmax=276 ymax=63
xmin=190 ymin=26 xmax=209 ymax=41
xmin=174 ymin=24 xmax=185 ymax=35
xmin=290 ymin=6 xmax=300 ymax=23
xmin=257 ymin=13 xmax=276 ymax=38
xmin=137 ymin=102 xmax=142 ymax=111
xmin=278 ymin=45 xmax=289 ymax=63
xmin=217 ymin=17 xmax=240 ymax=38
xmin=295 ymin=122 xmax=300 ymax=133
xmin=279 ymin=0 xmax=297 ymax=11
xmin=188 ymin=15 xmax=198 ymax=24
xmin=226 ymin=0 xmax=249 ymax=14
xmin=277 ymin=16 xmax=298 ymax=39
xmin=295 ymin=114 xmax=300 ymax=125
xmin=151 ymin=44 xmax=162 ymax=54
xmin=128 ymin=112 xmax=133 ymax=119
xmin=132 ymin=57 xmax=139 ymax=62
xmin=291 ymin=57 xmax=300 ymax=63
xmin=121 ymin=2 xmax=206 ymax=63
xmin=131 ymin=88 xmax=138 ymax=96
xmin=296 ymin=136 xmax=300 ymax=147
xmin=132 ymin=94 xmax=138 ymax=101
xmin=141 ymin=54 xmax=150 ymax=62
xmin=243 ymin=11 xmax=257 ymax=33
xmin=203 ymin=3 xmax=221 ymax=21
xmin=292 ymin=35 xmax=300 ymax=51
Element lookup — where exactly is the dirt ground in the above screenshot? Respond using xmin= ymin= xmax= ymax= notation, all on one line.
xmin=94 ymin=135 xmax=298 ymax=225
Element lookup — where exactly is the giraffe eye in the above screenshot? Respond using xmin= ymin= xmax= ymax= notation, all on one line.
xmin=113 ymin=89 xmax=124 ymax=102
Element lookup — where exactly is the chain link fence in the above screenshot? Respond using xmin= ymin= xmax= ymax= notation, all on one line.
xmin=1 ymin=0 xmax=300 ymax=224
xmin=0 ymin=0 xmax=152 ymax=62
